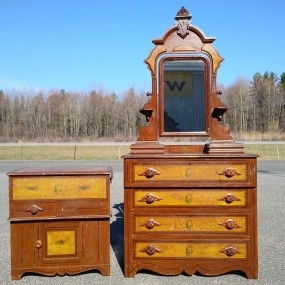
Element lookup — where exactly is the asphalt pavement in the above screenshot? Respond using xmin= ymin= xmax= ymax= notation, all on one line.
xmin=0 ymin=160 xmax=284 ymax=285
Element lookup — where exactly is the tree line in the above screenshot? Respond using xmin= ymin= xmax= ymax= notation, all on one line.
xmin=0 ymin=87 xmax=146 ymax=142
xmin=221 ymin=71 xmax=285 ymax=135
xmin=0 ymin=71 xmax=285 ymax=142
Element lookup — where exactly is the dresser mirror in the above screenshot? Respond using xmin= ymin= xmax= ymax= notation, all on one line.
xmin=159 ymin=56 xmax=210 ymax=136
xmin=131 ymin=6 xmax=243 ymax=154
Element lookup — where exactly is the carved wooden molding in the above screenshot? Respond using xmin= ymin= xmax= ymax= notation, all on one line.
xmin=218 ymin=167 xmax=241 ymax=178
xmin=138 ymin=167 xmax=161 ymax=178
xmin=140 ymin=219 xmax=161 ymax=230
xmin=138 ymin=193 xmax=162 ymax=204
xmin=219 ymin=245 xmax=241 ymax=257
xmin=144 ymin=45 xmax=167 ymax=76
xmin=218 ymin=219 xmax=242 ymax=230
xmin=217 ymin=193 xmax=241 ymax=204
xmin=140 ymin=245 xmax=162 ymax=256
xmin=25 ymin=204 xmax=43 ymax=215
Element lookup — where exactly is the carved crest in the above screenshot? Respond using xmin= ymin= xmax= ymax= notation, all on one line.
xmin=175 ymin=7 xmax=192 ymax=39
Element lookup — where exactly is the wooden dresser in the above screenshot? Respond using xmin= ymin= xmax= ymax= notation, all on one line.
xmin=8 ymin=166 xmax=112 ymax=280
xmin=123 ymin=154 xmax=258 ymax=278
xmin=123 ymin=7 xmax=258 ymax=279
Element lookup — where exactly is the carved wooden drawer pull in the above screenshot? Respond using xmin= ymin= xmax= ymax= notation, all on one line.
xmin=218 ymin=167 xmax=241 ymax=178
xmin=138 ymin=167 xmax=161 ymax=179
xmin=35 ymin=240 xmax=43 ymax=249
xmin=217 ymin=193 xmax=241 ymax=204
xmin=138 ymin=194 xmax=162 ymax=204
xmin=140 ymin=219 xmax=161 ymax=229
xmin=25 ymin=204 xmax=43 ymax=215
xmin=218 ymin=219 xmax=241 ymax=230
xmin=219 ymin=245 xmax=241 ymax=257
xmin=140 ymin=245 xmax=162 ymax=256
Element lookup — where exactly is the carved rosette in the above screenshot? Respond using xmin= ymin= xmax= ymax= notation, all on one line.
xmin=140 ymin=245 xmax=162 ymax=256
xmin=218 ymin=167 xmax=241 ymax=178
xmin=217 ymin=193 xmax=241 ymax=204
xmin=219 ymin=245 xmax=241 ymax=257
xmin=138 ymin=193 xmax=162 ymax=204
xmin=218 ymin=219 xmax=242 ymax=230
xmin=25 ymin=204 xmax=43 ymax=215
xmin=140 ymin=219 xmax=161 ymax=230
xmin=138 ymin=167 xmax=161 ymax=178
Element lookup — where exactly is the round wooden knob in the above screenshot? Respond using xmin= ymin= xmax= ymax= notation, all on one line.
xmin=35 ymin=240 xmax=43 ymax=249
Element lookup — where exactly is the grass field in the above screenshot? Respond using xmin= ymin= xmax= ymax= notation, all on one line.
xmin=0 ymin=144 xmax=284 ymax=160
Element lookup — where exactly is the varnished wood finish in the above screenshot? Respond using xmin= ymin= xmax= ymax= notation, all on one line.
xmin=124 ymin=6 xmax=258 ymax=279
xmin=8 ymin=166 xmax=112 ymax=280
xmin=124 ymin=155 xmax=258 ymax=278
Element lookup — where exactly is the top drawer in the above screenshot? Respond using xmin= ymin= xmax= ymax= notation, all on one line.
xmin=124 ymin=157 xmax=256 ymax=188
xmin=8 ymin=166 xmax=112 ymax=220
xmin=11 ymin=176 xmax=107 ymax=200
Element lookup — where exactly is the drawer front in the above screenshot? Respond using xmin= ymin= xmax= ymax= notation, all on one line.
xmin=12 ymin=176 xmax=108 ymax=200
xmin=126 ymin=158 xmax=256 ymax=187
xmin=11 ymin=202 xmax=57 ymax=218
xmin=10 ymin=200 xmax=110 ymax=219
xmin=135 ymin=216 xmax=247 ymax=233
xmin=134 ymin=190 xmax=247 ymax=207
xmin=136 ymin=241 xmax=247 ymax=259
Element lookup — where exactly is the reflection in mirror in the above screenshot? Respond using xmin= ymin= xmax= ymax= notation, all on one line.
xmin=163 ymin=60 xmax=205 ymax=134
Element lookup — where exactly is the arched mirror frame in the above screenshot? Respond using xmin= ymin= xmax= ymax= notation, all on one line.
xmin=157 ymin=53 xmax=211 ymax=137
xmin=132 ymin=7 xmax=243 ymax=154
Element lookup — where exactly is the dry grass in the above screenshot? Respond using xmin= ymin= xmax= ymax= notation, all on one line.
xmin=233 ymin=131 xmax=285 ymax=141
xmin=244 ymin=144 xmax=285 ymax=160
xmin=0 ymin=144 xmax=284 ymax=160
xmin=0 ymin=145 xmax=131 ymax=160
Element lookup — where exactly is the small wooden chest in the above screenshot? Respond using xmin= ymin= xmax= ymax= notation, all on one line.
xmin=8 ymin=166 xmax=112 ymax=280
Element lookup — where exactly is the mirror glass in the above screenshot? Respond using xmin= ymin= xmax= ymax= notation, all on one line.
xmin=162 ymin=59 xmax=206 ymax=134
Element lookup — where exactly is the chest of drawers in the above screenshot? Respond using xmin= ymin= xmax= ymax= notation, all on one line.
xmin=123 ymin=154 xmax=258 ymax=278
xmin=8 ymin=166 xmax=112 ymax=280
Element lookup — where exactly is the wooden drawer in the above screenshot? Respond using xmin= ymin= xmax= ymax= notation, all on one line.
xmin=135 ymin=241 xmax=248 ymax=259
xmin=11 ymin=202 xmax=57 ymax=219
xmin=10 ymin=199 xmax=110 ymax=220
xmin=125 ymin=158 xmax=256 ymax=188
xmin=135 ymin=215 xmax=247 ymax=234
xmin=133 ymin=189 xmax=248 ymax=208
xmin=8 ymin=167 xmax=112 ymax=220
xmin=11 ymin=176 xmax=108 ymax=200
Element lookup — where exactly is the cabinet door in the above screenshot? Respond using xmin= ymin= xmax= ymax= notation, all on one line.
xmin=34 ymin=220 xmax=110 ymax=267
xmin=34 ymin=221 xmax=82 ymax=266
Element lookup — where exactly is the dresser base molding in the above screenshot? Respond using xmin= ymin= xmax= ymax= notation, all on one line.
xmin=11 ymin=265 xmax=110 ymax=280
xmin=124 ymin=261 xmax=257 ymax=279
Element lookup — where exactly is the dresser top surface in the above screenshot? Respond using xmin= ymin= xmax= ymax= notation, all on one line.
xmin=123 ymin=153 xmax=258 ymax=159
xmin=7 ymin=166 xmax=113 ymax=177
